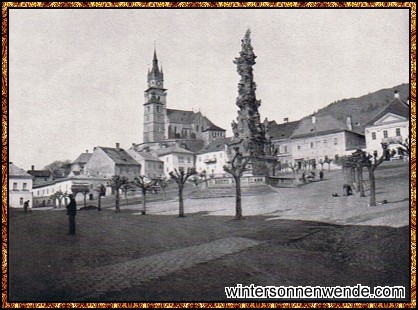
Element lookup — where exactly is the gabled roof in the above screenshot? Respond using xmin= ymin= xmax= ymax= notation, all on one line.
xmin=202 ymin=124 xmax=226 ymax=132
xmin=72 ymin=152 xmax=92 ymax=164
xmin=99 ymin=147 xmax=141 ymax=166
xmin=155 ymin=145 xmax=195 ymax=157
xmin=290 ymin=115 xmax=363 ymax=139
xmin=130 ymin=150 xmax=163 ymax=162
xmin=196 ymin=137 xmax=231 ymax=154
xmin=9 ymin=162 xmax=32 ymax=178
xmin=167 ymin=109 xmax=196 ymax=124
xmin=27 ymin=169 xmax=51 ymax=178
xmin=365 ymin=97 xmax=410 ymax=126
xmin=268 ymin=120 xmax=300 ymax=140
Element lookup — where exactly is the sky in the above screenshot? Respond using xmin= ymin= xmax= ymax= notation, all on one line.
xmin=8 ymin=8 xmax=410 ymax=171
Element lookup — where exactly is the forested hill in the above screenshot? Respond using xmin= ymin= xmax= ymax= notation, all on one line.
xmin=314 ymin=83 xmax=409 ymax=132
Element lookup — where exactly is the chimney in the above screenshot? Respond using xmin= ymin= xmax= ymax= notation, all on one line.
xmin=93 ymin=147 xmax=97 ymax=151
xmin=116 ymin=143 xmax=120 ymax=151
xmin=284 ymin=118 xmax=289 ymax=123
xmin=346 ymin=115 xmax=353 ymax=131
xmin=85 ymin=150 xmax=88 ymax=153
xmin=312 ymin=114 xmax=316 ymax=124
xmin=31 ymin=165 xmax=35 ymax=171
xmin=394 ymin=90 xmax=400 ymax=99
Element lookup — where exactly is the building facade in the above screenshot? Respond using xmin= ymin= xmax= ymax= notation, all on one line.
xmin=155 ymin=145 xmax=195 ymax=176
xmin=9 ymin=162 xmax=33 ymax=208
xmin=127 ymin=148 xmax=164 ymax=179
xmin=364 ymin=91 xmax=409 ymax=158
xmin=196 ymin=138 xmax=230 ymax=177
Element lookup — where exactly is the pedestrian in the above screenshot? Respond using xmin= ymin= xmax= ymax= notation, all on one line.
xmin=23 ymin=200 xmax=29 ymax=213
xmin=301 ymin=172 xmax=306 ymax=182
xmin=66 ymin=194 xmax=77 ymax=235
xmin=319 ymin=170 xmax=324 ymax=181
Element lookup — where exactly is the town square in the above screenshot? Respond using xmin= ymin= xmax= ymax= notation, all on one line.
xmin=5 ymin=5 xmax=413 ymax=305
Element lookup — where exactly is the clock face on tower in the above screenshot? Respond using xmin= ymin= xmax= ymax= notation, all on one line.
xmin=156 ymin=81 xmax=162 ymax=87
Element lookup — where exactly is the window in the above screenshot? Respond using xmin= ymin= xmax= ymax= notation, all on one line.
xmin=383 ymin=130 xmax=388 ymax=138
xmin=157 ymin=105 xmax=160 ymax=112
xmin=372 ymin=132 xmax=376 ymax=140
xmin=187 ymin=157 xmax=191 ymax=163
xmin=297 ymin=145 xmax=301 ymax=150
xmin=20 ymin=198 xmax=24 ymax=205
xmin=323 ymin=140 xmax=327 ymax=144
xmin=284 ymin=146 xmax=288 ymax=153
xmin=310 ymin=142 xmax=314 ymax=148
xmin=23 ymin=183 xmax=27 ymax=190
xmin=178 ymin=156 xmax=185 ymax=163
xmin=396 ymin=128 xmax=401 ymax=136
xmin=166 ymin=157 xmax=169 ymax=162
xmin=147 ymin=106 xmax=150 ymax=112
xmin=13 ymin=182 xmax=17 ymax=190
xmin=334 ymin=138 xmax=338 ymax=145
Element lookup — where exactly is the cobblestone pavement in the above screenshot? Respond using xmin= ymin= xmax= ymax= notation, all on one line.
xmin=59 ymin=237 xmax=261 ymax=300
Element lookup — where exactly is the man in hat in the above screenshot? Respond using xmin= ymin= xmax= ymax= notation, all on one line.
xmin=66 ymin=194 xmax=77 ymax=235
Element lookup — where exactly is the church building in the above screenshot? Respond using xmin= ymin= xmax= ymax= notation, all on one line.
xmin=140 ymin=49 xmax=226 ymax=150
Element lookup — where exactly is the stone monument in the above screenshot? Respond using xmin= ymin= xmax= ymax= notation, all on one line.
xmin=228 ymin=29 xmax=277 ymax=176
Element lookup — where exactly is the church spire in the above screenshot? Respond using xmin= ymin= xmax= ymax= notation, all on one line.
xmin=147 ymin=43 xmax=164 ymax=87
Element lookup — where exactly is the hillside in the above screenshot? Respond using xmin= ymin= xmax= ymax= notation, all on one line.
xmin=314 ymin=83 xmax=409 ymax=132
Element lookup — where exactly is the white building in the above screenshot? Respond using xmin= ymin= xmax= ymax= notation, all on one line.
xmin=9 ymin=162 xmax=33 ymax=208
xmin=155 ymin=145 xmax=195 ymax=176
xmin=196 ymin=138 xmax=230 ymax=177
xmin=126 ymin=148 xmax=164 ymax=179
xmin=364 ymin=91 xmax=409 ymax=158
xmin=290 ymin=115 xmax=366 ymax=170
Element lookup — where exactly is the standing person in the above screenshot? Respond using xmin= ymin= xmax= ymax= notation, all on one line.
xmin=66 ymin=194 xmax=77 ymax=235
xmin=23 ymin=200 xmax=29 ymax=213
xmin=319 ymin=170 xmax=324 ymax=181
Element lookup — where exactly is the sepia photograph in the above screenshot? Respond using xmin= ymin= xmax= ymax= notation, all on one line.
xmin=5 ymin=3 xmax=414 ymax=306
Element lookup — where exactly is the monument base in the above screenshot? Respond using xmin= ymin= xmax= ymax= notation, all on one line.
xmin=245 ymin=155 xmax=278 ymax=177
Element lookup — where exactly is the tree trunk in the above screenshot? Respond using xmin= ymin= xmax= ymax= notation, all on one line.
xmin=162 ymin=188 xmax=166 ymax=201
xmin=83 ymin=193 xmax=87 ymax=208
xmin=368 ymin=167 xmax=377 ymax=207
xmin=98 ymin=193 xmax=101 ymax=211
xmin=115 ymin=190 xmax=120 ymax=212
xmin=235 ymin=177 xmax=242 ymax=220
xmin=178 ymin=185 xmax=184 ymax=217
xmin=356 ymin=166 xmax=365 ymax=197
xmin=142 ymin=189 xmax=147 ymax=215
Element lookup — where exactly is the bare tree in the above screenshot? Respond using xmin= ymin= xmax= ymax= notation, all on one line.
xmin=365 ymin=144 xmax=390 ymax=207
xmin=121 ymin=182 xmax=135 ymax=206
xmin=169 ymin=167 xmax=197 ymax=217
xmin=156 ymin=176 xmax=170 ymax=201
xmin=44 ymin=160 xmax=72 ymax=178
xmin=107 ymin=175 xmax=130 ymax=213
xmin=223 ymin=147 xmax=250 ymax=220
xmin=133 ymin=175 xmax=156 ymax=215
xmin=50 ymin=190 xmax=65 ymax=209
xmin=323 ymin=155 xmax=332 ymax=171
xmin=94 ymin=184 xmax=106 ymax=211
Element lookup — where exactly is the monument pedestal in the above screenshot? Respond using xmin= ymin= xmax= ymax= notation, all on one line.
xmin=246 ymin=155 xmax=278 ymax=177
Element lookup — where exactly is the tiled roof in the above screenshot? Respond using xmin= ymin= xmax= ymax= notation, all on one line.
xmin=155 ymin=145 xmax=195 ymax=157
xmin=167 ymin=109 xmax=196 ymax=124
xmin=202 ymin=124 xmax=226 ymax=132
xmin=365 ymin=98 xmax=410 ymax=126
xmin=268 ymin=120 xmax=300 ymax=140
xmin=290 ymin=115 xmax=363 ymax=139
xmin=9 ymin=163 xmax=32 ymax=178
xmin=99 ymin=147 xmax=141 ymax=165
xmin=72 ymin=152 xmax=92 ymax=164
xmin=131 ymin=150 xmax=163 ymax=162
xmin=196 ymin=138 xmax=231 ymax=154
xmin=27 ymin=170 xmax=51 ymax=178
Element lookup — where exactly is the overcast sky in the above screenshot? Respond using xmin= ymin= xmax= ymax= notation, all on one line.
xmin=9 ymin=8 xmax=409 ymax=170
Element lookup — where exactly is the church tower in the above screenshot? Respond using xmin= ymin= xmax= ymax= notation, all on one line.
xmin=143 ymin=48 xmax=167 ymax=143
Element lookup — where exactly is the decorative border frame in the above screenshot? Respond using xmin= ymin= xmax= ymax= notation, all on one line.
xmin=2 ymin=2 xmax=416 ymax=308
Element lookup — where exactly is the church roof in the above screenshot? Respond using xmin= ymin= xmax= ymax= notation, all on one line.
xmin=27 ymin=169 xmax=51 ymax=178
xmin=202 ymin=124 xmax=226 ymax=132
xmin=131 ymin=150 xmax=163 ymax=162
xmin=290 ymin=115 xmax=363 ymax=139
xmin=9 ymin=162 xmax=33 ymax=178
xmin=166 ymin=109 xmax=196 ymax=124
xmin=155 ymin=145 xmax=195 ymax=157
xmin=365 ymin=97 xmax=409 ymax=126
xmin=72 ymin=152 xmax=92 ymax=164
xmin=267 ymin=120 xmax=300 ymax=140
xmin=99 ymin=147 xmax=141 ymax=166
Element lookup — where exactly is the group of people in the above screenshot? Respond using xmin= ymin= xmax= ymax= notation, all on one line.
xmin=301 ymin=170 xmax=324 ymax=182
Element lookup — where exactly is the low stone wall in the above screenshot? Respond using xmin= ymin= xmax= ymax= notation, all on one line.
xmin=208 ymin=176 xmax=266 ymax=188
xmin=267 ymin=176 xmax=297 ymax=188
